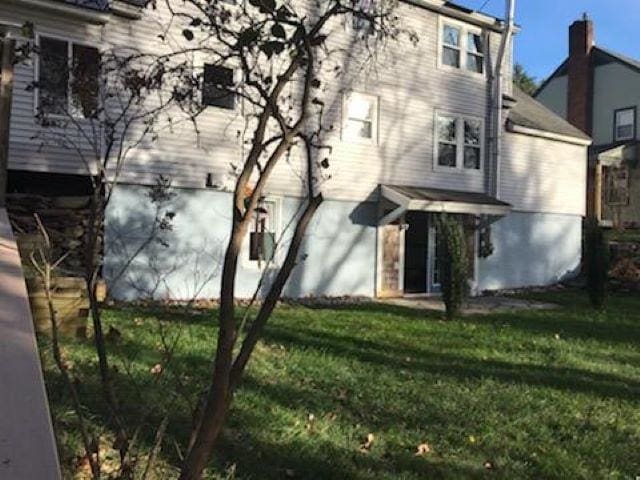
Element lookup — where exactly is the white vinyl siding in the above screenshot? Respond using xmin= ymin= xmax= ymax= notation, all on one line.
xmin=2 ymin=1 xmax=511 ymax=203
xmin=500 ymin=132 xmax=587 ymax=216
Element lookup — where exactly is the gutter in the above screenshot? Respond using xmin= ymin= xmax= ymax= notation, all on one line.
xmin=506 ymin=122 xmax=593 ymax=146
xmin=8 ymin=0 xmax=110 ymax=24
xmin=401 ymin=0 xmax=520 ymax=33
xmin=490 ymin=0 xmax=515 ymax=198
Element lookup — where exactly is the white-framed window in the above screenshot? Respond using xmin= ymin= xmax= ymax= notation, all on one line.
xmin=342 ymin=92 xmax=378 ymax=144
xmin=614 ymin=107 xmax=635 ymax=142
xmin=247 ymin=197 xmax=281 ymax=268
xmin=435 ymin=112 xmax=483 ymax=171
xmin=439 ymin=19 xmax=485 ymax=74
xmin=36 ymin=35 xmax=100 ymax=119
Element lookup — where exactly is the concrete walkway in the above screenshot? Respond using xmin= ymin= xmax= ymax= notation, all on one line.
xmin=381 ymin=295 xmax=557 ymax=315
xmin=0 ymin=208 xmax=60 ymax=479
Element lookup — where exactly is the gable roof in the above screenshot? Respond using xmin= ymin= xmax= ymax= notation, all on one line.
xmin=535 ymin=46 xmax=640 ymax=97
xmin=508 ymin=86 xmax=591 ymax=141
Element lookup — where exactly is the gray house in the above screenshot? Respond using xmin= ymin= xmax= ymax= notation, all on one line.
xmin=0 ymin=0 xmax=590 ymax=300
xmin=536 ymin=16 xmax=640 ymax=228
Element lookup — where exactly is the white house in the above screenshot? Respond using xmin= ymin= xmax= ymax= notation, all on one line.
xmin=0 ymin=0 xmax=591 ymax=300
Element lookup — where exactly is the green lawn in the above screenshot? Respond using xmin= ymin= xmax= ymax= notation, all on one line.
xmin=40 ymin=291 xmax=640 ymax=479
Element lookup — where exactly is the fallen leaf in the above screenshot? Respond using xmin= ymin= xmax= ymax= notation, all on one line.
xmin=484 ymin=460 xmax=495 ymax=470
xmin=150 ymin=363 xmax=163 ymax=375
xmin=359 ymin=433 xmax=375 ymax=453
xmin=415 ymin=443 xmax=431 ymax=456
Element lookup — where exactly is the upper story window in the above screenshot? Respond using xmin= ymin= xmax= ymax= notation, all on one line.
xmin=249 ymin=198 xmax=279 ymax=267
xmin=343 ymin=92 xmax=378 ymax=144
xmin=37 ymin=36 xmax=100 ymax=118
xmin=440 ymin=21 xmax=485 ymax=74
xmin=435 ymin=113 xmax=483 ymax=171
xmin=202 ymin=64 xmax=235 ymax=110
xmin=614 ymin=107 xmax=635 ymax=142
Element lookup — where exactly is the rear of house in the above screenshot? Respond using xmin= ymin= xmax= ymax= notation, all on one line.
xmin=0 ymin=0 xmax=590 ymax=300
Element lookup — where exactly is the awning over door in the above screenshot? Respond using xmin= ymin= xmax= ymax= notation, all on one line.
xmin=378 ymin=184 xmax=512 ymax=225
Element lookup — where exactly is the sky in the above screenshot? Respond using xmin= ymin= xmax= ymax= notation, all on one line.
xmin=456 ymin=0 xmax=640 ymax=82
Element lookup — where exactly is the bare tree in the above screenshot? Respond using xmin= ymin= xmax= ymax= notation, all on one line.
xmin=149 ymin=0 xmax=415 ymax=476
xmin=29 ymin=42 xmax=187 ymax=471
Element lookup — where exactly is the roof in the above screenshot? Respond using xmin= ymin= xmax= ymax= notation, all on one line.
xmin=379 ymin=185 xmax=511 ymax=222
xmin=508 ymin=86 xmax=591 ymax=141
xmin=536 ymin=46 xmax=640 ymax=96
xmin=56 ymin=0 xmax=146 ymax=12
xmin=385 ymin=185 xmax=511 ymax=207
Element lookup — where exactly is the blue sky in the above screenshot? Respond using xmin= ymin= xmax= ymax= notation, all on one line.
xmin=456 ymin=0 xmax=640 ymax=82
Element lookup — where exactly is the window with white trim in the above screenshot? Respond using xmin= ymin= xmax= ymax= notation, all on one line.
xmin=440 ymin=22 xmax=485 ymax=74
xmin=343 ymin=92 xmax=378 ymax=143
xmin=436 ymin=113 xmax=483 ymax=170
xmin=37 ymin=36 xmax=100 ymax=118
xmin=249 ymin=198 xmax=279 ymax=267
xmin=614 ymin=107 xmax=635 ymax=141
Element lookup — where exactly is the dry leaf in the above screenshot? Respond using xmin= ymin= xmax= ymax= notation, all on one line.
xmin=359 ymin=433 xmax=375 ymax=453
xmin=150 ymin=363 xmax=163 ymax=375
xmin=484 ymin=460 xmax=495 ymax=470
xmin=415 ymin=443 xmax=431 ymax=456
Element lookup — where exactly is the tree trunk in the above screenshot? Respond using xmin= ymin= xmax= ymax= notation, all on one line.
xmin=178 ymin=195 xmax=322 ymax=480
xmin=178 ymin=216 xmax=246 ymax=480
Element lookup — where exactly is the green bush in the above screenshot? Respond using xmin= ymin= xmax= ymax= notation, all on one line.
xmin=585 ymin=218 xmax=609 ymax=309
xmin=438 ymin=214 xmax=469 ymax=319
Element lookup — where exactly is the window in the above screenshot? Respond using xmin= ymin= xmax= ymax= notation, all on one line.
xmin=37 ymin=36 xmax=100 ymax=118
xmin=440 ymin=21 xmax=484 ymax=74
xmin=203 ymin=64 xmax=235 ymax=110
xmin=343 ymin=93 xmax=378 ymax=143
xmin=604 ymin=165 xmax=629 ymax=206
xmin=249 ymin=198 xmax=279 ymax=266
xmin=436 ymin=113 xmax=483 ymax=170
xmin=614 ymin=107 xmax=635 ymax=141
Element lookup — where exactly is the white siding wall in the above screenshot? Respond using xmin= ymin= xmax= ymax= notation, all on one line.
xmin=1 ymin=0 xmax=511 ymax=203
xmin=500 ymin=131 xmax=587 ymax=216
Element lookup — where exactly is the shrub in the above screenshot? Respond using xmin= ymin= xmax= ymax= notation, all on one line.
xmin=585 ymin=218 xmax=609 ymax=308
xmin=438 ymin=214 xmax=469 ymax=319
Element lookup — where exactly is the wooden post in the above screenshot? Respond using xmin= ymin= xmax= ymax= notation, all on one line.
xmin=594 ymin=161 xmax=603 ymax=223
xmin=0 ymin=38 xmax=16 ymax=207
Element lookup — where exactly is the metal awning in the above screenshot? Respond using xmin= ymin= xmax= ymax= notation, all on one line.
xmin=379 ymin=185 xmax=512 ymax=225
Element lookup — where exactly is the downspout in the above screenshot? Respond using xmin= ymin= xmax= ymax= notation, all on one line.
xmin=491 ymin=0 xmax=515 ymax=198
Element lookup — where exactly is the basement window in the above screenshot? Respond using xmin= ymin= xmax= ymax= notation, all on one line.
xmin=37 ymin=36 xmax=100 ymax=118
xmin=202 ymin=64 xmax=235 ymax=110
xmin=614 ymin=107 xmax=635 ymax=142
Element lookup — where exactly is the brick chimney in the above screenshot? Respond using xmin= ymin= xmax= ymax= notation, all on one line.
xmin=567 ymin=14 xmax=594 ymax=135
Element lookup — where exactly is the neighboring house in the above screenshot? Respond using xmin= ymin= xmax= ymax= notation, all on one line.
xmin=0 ymin=0 xmax=590 ymax=300
xmin=536 ymin=15 xmax=640 ymax=228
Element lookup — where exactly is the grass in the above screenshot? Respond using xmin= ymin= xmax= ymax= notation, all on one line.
xmin=40 ymin=290 xmax=640 ymax=479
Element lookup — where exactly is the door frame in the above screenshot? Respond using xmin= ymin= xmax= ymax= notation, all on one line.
xmin=375 ymin=223 xmax=405 ymax=298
